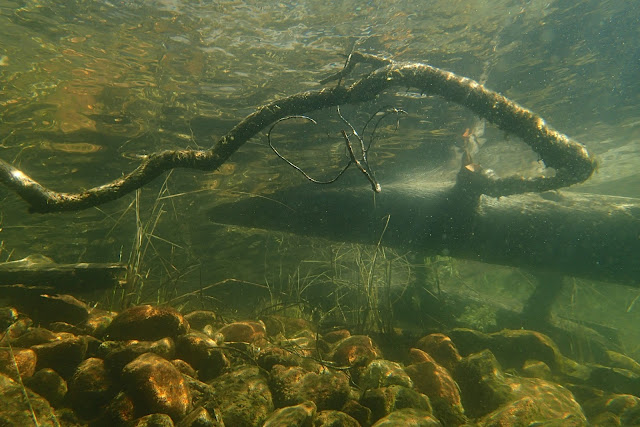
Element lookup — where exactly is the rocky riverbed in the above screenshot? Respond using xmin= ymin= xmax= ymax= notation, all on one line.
xmin=1 ymin=293 xmax=640 ymax=426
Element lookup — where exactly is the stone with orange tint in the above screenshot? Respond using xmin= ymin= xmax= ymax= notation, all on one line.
xmin=409 ymin=348 xmax=437 ymax=365
xmin=122 ymin=352 xmax=191 ymax=421
xmin=218 ymin=320 xmax=266 ymax=344
xmin=332 ymin=335 xmax=382 ymax=367
xmin=405 ymin=360 xmax=466 ymax=426
xmin=68 ymin=357 xmax=115 ymax=419
xmin=0 ymin=347 xmax=37 ymax=379
xmin=415 ymin=333 xmax=462 ymax=372
xmin=105 ymin=304 xmax=189 ymax=341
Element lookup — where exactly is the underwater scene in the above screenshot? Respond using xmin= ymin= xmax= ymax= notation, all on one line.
xmin=1 ymin=0 xmax=639 ymax=425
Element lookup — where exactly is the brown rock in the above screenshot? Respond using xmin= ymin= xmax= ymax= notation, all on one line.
xmin=360 ymin=385 xmax=432 ymax=423
xmin=263 ymin=400 xmax=317 ymax=427
xmin=31 ymin=334 xmax=87 ymax=378
xmin=405 ymin=361 xmax=466 ymax=425
xmin=217 ymin=320 xmax=266 ymax=344
xmin=0 ymin=347 xmax=37 ymax=379
xmin=206 ymin=365 xmax=273 ymax=426
xmin=122 ymin=352 xmax=191 ymax=421
xmin=132 ymin=413 xmax=175 ymax=426
xmin=415 ymin=333 xmax=461 ymax=372
xmin=257 ymin=345 xmax=302 ymax=371
xmin=314 ymin=409 xmax=361 ymax=426
xmin=341 ymin=399 xmax=372 ymax=427
xmin=171 ymin=359 xmax=197 ymax=378
xmin=0 ymin=372 xmax=60 ymax=426
xmin=454 ymin=349 xmax=512 ymax=418
xmin=332 ymin=335 xmax=383 ymax=367
xmin=175 ymin=332 xmax=229 ymax=381
xmin=82 ymin=308 xmax=116 ymax=338
xmin=260 ymin=314 xmax=315 ymax=337
xmin=409 ymin=348 xmax=438 ymax=365
xmin=489 ymin=329 xmax=563 ymax=371
xmin=10 ymin=327 xmax=57 ymax=347
xmin=371 ymin=408 xmax=442 ymax=426
xmin=478 ymin=377 xmax=586 ymax=426
xmin=522 ymin=359 xmax=552 ymax=380
xmin=105 ymin=305 xmax=189 ymax=341
xmin=101 ymin=337 xmax=176 ymax=374
xmin=270 ymin=364 xmax=351 ymax=411
xmin=360 ymin=359 xmax=413 ymax=390
xmin=68 ymin=357 xmax=115 ymax=419
xmin=99 ymin=391 xmax=137 ymax=425
xmin=23 ymin=368 xmax=67 ymax=407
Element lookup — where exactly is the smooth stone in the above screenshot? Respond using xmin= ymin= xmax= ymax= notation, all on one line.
xmin=257 ymin=345 xmax=302 ymax=371
xmin=454 ymin=349 xmax=511 ymax=418
xmin=409 ymin=348 xmax=438 ymax=365
xmin=105 ymin=305 xmax=189 ymax=341
xmin=23 ymin=368 xmax=67 ymax=407
xmin=332 ymin=335 xmax=383 ymax=367
xmin=101 ymin=337 xmax=176 ymax=375
xmin=371 ymin=408 xmax=442 ymax=426
xmin=31 ymin=334 xmax=88 ymax=378
xmin=360 ymin=385 xmax=432 ymax=424
xmin=171 ymin=359 xmax=197 ymax=378
xmin=175 ymin=332 xmax=229 ymax=381
xmin=522 ymin=359 xmax=553 ymax=380
xmin=405 ymin=360 xmax=466 ymax=426
xmin=82 ymin=308 xmax=116 ymax=338
xmin=263 ymin=400 xmax=316 ymax=427
xmin=10 ymin=327 xmax=57 ymax=347
xmin=68 ymin=357 xmax=115 ymax=419
xmin=122 ymin=353 xmax=192 ymax=421
xmin=217 ymin=320 xmax=266 ymax=344
xmin=0 ymin=347 xmax=37 ymax=379
xmin=98 ymin=391 xmax=137 ymax=425
xmin=314 ymin=409 xmax=361 ymax=426
xmin=260 ymin=314 xmax=315 ymax=337
xmin=132 ymin=413 xmax=175 ymax=426
xmin=359 ymin=359 xmax=413 ymax=390
xmin=478 ymin=376 xmax=587 ymax=426
xmin=0 ymin=372 xmax=59 ymax=426
xmin=270 ymin=364 xmax=351 ymax=411
xmin=414 ymin=333 xmax=462 ymax=372
xmin=341 ymin=399 xmax=372 ymax=427
xmin=205 ymin=365 xmax=273 ymax=426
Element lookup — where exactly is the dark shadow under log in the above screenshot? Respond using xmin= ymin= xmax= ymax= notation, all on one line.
xmin=207 ymin=178 xmax=640 ymax=287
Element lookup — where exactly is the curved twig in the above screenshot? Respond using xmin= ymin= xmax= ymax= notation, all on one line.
xmin=0 ymin=53 xmax=597 ymax=213
xmin=267 ymin=115 xmax=353 ymax=185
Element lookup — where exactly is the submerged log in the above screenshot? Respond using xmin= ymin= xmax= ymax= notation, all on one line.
xmin=0 ymin=255 xmax=126 ymax=290
xmin=207 ymin=177 xmax=640 ymax=287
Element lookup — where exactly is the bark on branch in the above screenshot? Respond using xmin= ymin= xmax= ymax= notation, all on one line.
xmin=0 ymin=53 xmax=597 ymax=213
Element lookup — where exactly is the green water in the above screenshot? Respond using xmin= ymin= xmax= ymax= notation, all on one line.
xmin=1 ymin=0 xmax=639 ymax=359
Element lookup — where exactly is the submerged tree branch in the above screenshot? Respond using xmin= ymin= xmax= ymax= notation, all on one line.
xmin=0 ymin=53 xmax=596 ymax=213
